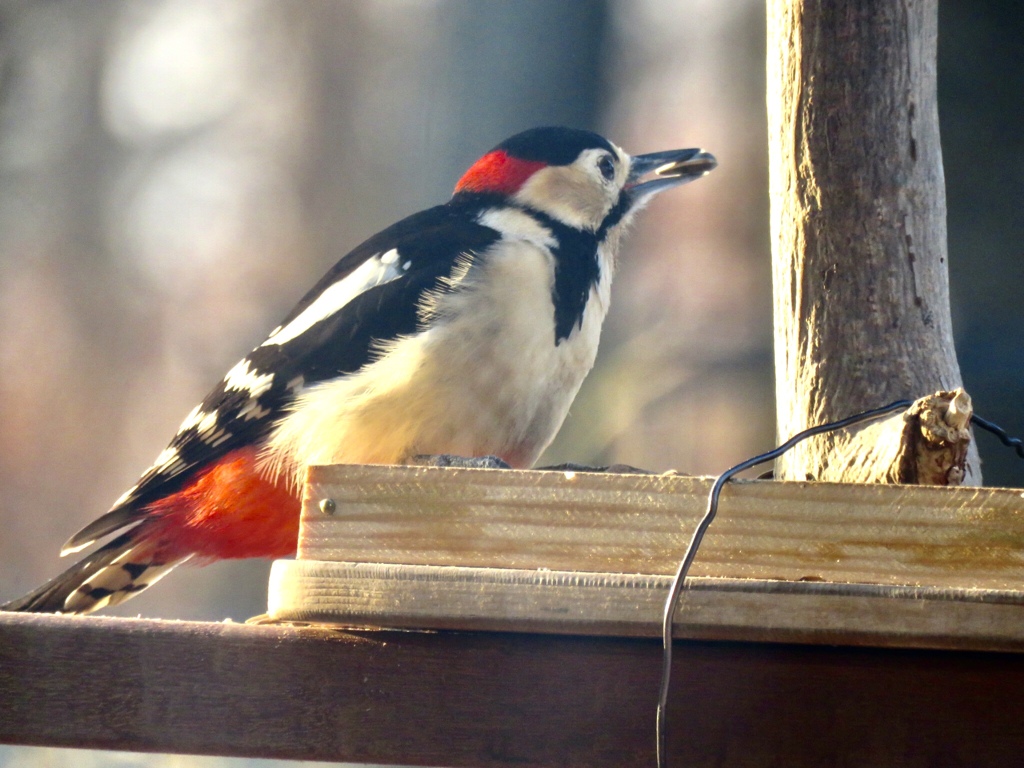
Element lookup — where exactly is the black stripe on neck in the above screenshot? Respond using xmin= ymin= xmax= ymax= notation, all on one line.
xmin=527 ymin=210 xmax=602 ymax=345
xmin=598 ymin=191 xmax=633 ymax=239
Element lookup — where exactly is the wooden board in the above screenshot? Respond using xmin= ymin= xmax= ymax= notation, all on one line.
xmin=4 ymin=612 xmax=1024 ymax=768
xmin=282 ymin=465 xmax=1024 ymax=648
xmin=298 ymin=465 xmax=1024 ymax=587
xmin=268 ymin=561 xmax=1024 ymax=652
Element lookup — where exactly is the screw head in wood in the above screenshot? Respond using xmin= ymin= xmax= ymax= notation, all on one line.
xmin=319 ymin=498 xmax=337 ymax=515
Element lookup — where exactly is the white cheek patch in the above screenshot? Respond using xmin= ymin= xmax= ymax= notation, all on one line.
xmin=262 ymin=249 xmax=408 ymax=347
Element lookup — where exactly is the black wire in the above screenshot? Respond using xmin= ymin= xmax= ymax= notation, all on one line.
xmin=971 ymin=414 xmax=1024 ymax=459
xmin=655 ymin=399 xmax=913 ymax=768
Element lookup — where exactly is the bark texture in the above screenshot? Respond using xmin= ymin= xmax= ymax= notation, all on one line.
xmin=767 ymin=0 xmax=979 ymax=482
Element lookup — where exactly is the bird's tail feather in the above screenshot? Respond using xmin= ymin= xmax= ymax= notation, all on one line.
xmin=2 ymin=528 xmax=190 ymax=614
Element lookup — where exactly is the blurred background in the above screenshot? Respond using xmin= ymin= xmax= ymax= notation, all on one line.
xmin=0 ymin=1 xmax=1020 ymax=766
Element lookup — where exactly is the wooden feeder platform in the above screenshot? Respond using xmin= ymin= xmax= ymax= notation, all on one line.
xmin=270 ymin=464 xmax=1024 ymax=652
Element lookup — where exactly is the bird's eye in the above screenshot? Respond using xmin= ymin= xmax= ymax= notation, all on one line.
xmin=597 ymin=154 xmax=616 ymax=181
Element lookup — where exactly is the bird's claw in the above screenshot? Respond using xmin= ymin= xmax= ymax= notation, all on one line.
xmin=536 ymin=462 xmax=661 ymax=475
xmin=409 ymin=454 xmax=512 ymax=470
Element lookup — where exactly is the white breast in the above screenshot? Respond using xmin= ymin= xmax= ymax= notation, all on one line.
xmin=260 ymin=233 xmax=614 ymax=487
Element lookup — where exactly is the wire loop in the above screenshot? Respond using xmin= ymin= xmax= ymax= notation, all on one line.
xmin=655 ymin=399 xmax=913 ymax=768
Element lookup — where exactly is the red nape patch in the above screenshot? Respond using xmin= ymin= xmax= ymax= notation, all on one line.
xmin=454 ymin=150 xmax=546 ymax=195
xmin=145 ymin=446 xmax=300 ymax=562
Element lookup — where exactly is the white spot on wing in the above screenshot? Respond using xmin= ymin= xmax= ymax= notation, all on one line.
xmin=110 ymin=483 xmax=140 ymax=511
xmin=197 ymin=410 xmax=219 ymax=435
xmin=223 ymin=359 xmax=274 ymax=398
xmin=209 ymin=429 xmax=233 ymax=447
xmin=177 ymin=405 xmax=207 ymax=433
xmin=238 ymin=397 xmax=271 ymax=421
xmin=151 ymin=445 xmax=185 ymax=476
xmin=261 ymin=249 xmax=407 ymax=347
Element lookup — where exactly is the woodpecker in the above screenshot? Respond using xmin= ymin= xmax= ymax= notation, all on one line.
xmin=3 ymin=126 xmax=715 ymax=615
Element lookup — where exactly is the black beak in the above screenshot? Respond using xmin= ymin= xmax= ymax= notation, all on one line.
xmin=627 ymin=148 xmax=717 ymax=200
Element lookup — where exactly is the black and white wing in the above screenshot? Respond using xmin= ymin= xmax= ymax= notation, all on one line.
xmin=64 ymin=200 xmax=501 ymax=553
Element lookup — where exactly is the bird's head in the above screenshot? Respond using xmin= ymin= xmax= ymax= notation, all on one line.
xmin=454 ymin=126 xmax=716 ymax=232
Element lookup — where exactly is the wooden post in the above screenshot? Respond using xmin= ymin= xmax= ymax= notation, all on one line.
xmin=767 ymin=0 xmax=980 ymax=483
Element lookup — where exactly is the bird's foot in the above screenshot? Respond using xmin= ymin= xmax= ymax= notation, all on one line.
xmin=409 ymin=454 xmax=512 ymax=470
xmin=536 ymin=462 xmax=669 ymax=475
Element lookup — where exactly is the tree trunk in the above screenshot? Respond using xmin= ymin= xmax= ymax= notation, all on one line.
xmin=767 ymin=0 xmax=979 ymax=483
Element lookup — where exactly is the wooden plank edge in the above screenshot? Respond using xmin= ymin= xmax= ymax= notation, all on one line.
xmin=268 ymin=560 xmax=1024 ymax=653
xmin=5 ymin=612 xmax=1024 ymax=767
xmin=297 ymin=464 xmax=1024 ymax=587
xmin=304 ymin=461 xmax=1024 ymax=496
